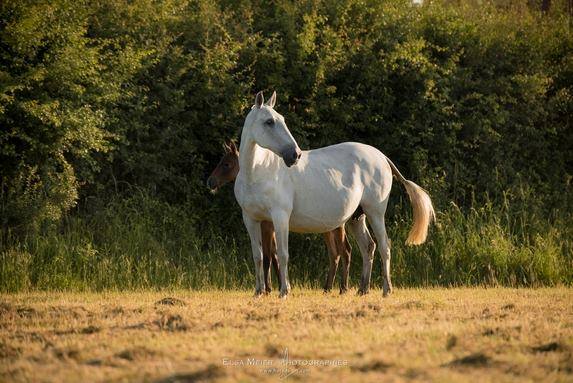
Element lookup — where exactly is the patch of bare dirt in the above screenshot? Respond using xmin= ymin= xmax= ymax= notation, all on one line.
xmin=81 ymin=325 xmax=100 ymax=334
xmin=0 ymin=302 xmax=12 ymax=314
xmin=104 ymin=306 xmax=125 ymax=317
xmin=155 ymin=297 xmax=186 ymax=306
xmin=116 ymin=346 xmax=159 ymax=361
xmin=154 ymin=314 xmax=188 ymax=332
xmin=351 ymin=360 xmax=393 ymax=372
xmin=401 ymin=301 xmax=425 ymax=309
xmin=446 ymin=352 xmax=496 ymax=368
xmin=531 ymin=342 xmax=568 ymax=353
xmin=48 ymin=306 xmax=91 ymax=320
xmin=264 ymin=343 xmax=284 ymax=357
xmin=16 ymin=306 xmax=39 ymax=318
xmin=0 ymin=342 xmax=21 ymax=359
xmin=482 ymin=326 xmax=521 ymax=341
xmin=153 ymin=364 xmax=225 ymax=382
xmin=446 ymin=335 xmax=458 ymax=350
xmin=245 ymin=310 xmax=280 ymax=321
xmin=53 ymin=347 xmax=81 ymax=361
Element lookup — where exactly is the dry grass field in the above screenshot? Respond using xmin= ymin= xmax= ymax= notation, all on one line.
xmin=1 ymin=288 xmax=572 ymax=382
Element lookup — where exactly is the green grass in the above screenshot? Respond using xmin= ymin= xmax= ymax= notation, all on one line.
xmin=1 ymin=191 xmax=571 ymax=292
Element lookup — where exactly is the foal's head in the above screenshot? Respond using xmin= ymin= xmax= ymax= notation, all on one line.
xmin=207 ymin=141 xmax=239 ymax=193
xmin=243 ymin=91 xmax=301 ymax=167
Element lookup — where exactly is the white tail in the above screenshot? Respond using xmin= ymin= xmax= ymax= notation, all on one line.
xmin=386 ymin=158 xmax=435 ymax=245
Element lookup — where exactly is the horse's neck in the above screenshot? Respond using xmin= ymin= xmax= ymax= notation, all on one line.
xmin=238 ymin=136 xmax=279 ymax=182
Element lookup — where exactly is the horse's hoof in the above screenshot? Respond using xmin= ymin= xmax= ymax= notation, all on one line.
xmin=279 ymin=288 xmax=290 ymax=299
xmin=339 ymin=288 xmax=348 ymax=295
xmin=253 ymin=290 xmax=264 ymax=298
xmin=382 ymin=287 xmax=393 ymax=297
xmin=323 ymin=288 xmax=331 ymax=294
xmin=357 ymin=288 xmax=369 ymax=296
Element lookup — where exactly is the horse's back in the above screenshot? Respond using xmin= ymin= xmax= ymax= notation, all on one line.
xmin=287 ymin=142 xmax=391 ymax=232
xmin=304 ymin=142 xmax=392 ymax=188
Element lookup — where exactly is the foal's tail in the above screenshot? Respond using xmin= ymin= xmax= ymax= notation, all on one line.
xmin=386 ymin=157 xmax=435 ymax=245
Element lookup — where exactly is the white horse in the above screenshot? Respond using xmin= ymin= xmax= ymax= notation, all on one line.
xmin=234 ymin=91 xmax=435 ymax=297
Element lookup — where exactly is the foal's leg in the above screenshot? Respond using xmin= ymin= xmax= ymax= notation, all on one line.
xmin=338 ymin=227 xmax=352 ymax=294
xmin=261 ymin=221 xmax=274 ymax=293
xmin=243 ymin=213 xmax=265 ymax=296
xmin=323 ymin=231 xmax=340 ymax=293
xmin=262 ymin=253 xmax=271 ymax=293
xmin=347 ymin=215 xmax=376 ymax=295
xmin=365 ymin=212 xmax=393 ymax=297
xmin=271 ymin=210 xmax=291 ymax=298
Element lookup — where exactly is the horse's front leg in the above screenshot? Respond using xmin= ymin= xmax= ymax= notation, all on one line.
xmin=242 ymin=213 xmax=265 ymax=296
xmin=271 ymin=210 xmax=291 ymax=298
xmin=261 ymin=222 xmax=274 ymax=293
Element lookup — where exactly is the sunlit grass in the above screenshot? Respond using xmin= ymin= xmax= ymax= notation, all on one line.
xmin=1 ymin=288 xmax=571 ymax=382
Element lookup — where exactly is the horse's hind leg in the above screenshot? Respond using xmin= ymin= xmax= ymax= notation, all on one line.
xmin=323 ymin=231 xmax=340 ymax=293
xmin=347 ymin=214 xmax=376 ymax=295
xmin=338 ymin=227 xmax=352 ymax=294
xmin=365 ymin=211 xmax=392 ymax=297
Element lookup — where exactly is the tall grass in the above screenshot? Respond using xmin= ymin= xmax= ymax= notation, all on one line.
xmin=1 ymin=189 xmax=571 ymax=292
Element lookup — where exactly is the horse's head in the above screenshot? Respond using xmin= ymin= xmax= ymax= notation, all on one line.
xmin=207 ymin=141 xmax=240 ymax=193
xmin=244 ymin=91 xmax=301 ymax=167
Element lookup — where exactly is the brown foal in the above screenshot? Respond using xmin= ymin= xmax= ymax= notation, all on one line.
xmin=207 ymin=141 xmax=352 ymax=294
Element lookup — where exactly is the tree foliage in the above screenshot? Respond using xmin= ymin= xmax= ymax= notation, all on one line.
xmin=1 ymin=0 xmax=571 ymax=236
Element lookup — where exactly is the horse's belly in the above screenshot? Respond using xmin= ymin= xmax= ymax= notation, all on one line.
xmin=288 ymin=186 xmax=361 ymax=233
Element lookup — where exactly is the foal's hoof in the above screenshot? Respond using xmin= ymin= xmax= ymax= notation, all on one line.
xmin=382 ymin=283 xmax=393 ymax=297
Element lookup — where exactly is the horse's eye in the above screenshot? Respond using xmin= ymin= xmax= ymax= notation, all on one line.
xmin=264 ymin=118 xmax=274 ymax=126
xmin=223 ymin=163 xmax=230 ymax=169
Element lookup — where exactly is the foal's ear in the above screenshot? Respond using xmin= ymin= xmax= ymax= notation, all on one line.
xmin=255 ymin=91 xmax=264 ymax=108
xmin=266 ymin=91 xmax=276 ymax=108
xmin=229 ymin=140 xmax=238 ymax=154
xmin=223 ymin=141 xmax=231 ymax=153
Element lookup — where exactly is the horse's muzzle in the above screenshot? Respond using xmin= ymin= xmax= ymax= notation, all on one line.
xmin=282 ymin=147 xmax=302 ymax=167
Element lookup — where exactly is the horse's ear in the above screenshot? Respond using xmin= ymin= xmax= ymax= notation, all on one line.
xmin=229 ymin=140 xmax=238 ymax=154
xmin=255 ymin=91 xmax=264 ymax=108
xmin=266 ymin=91 xmax=276 ymax=108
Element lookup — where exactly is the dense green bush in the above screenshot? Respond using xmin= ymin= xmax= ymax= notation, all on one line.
xmin=1 ymin=0 xmax=571 ymax=290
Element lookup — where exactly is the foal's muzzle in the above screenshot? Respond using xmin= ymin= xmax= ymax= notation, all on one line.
xmin=206 ymin=176 xmax=218 ymax=192
xmin=282 ymin=147 xmax=302 ymax=168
